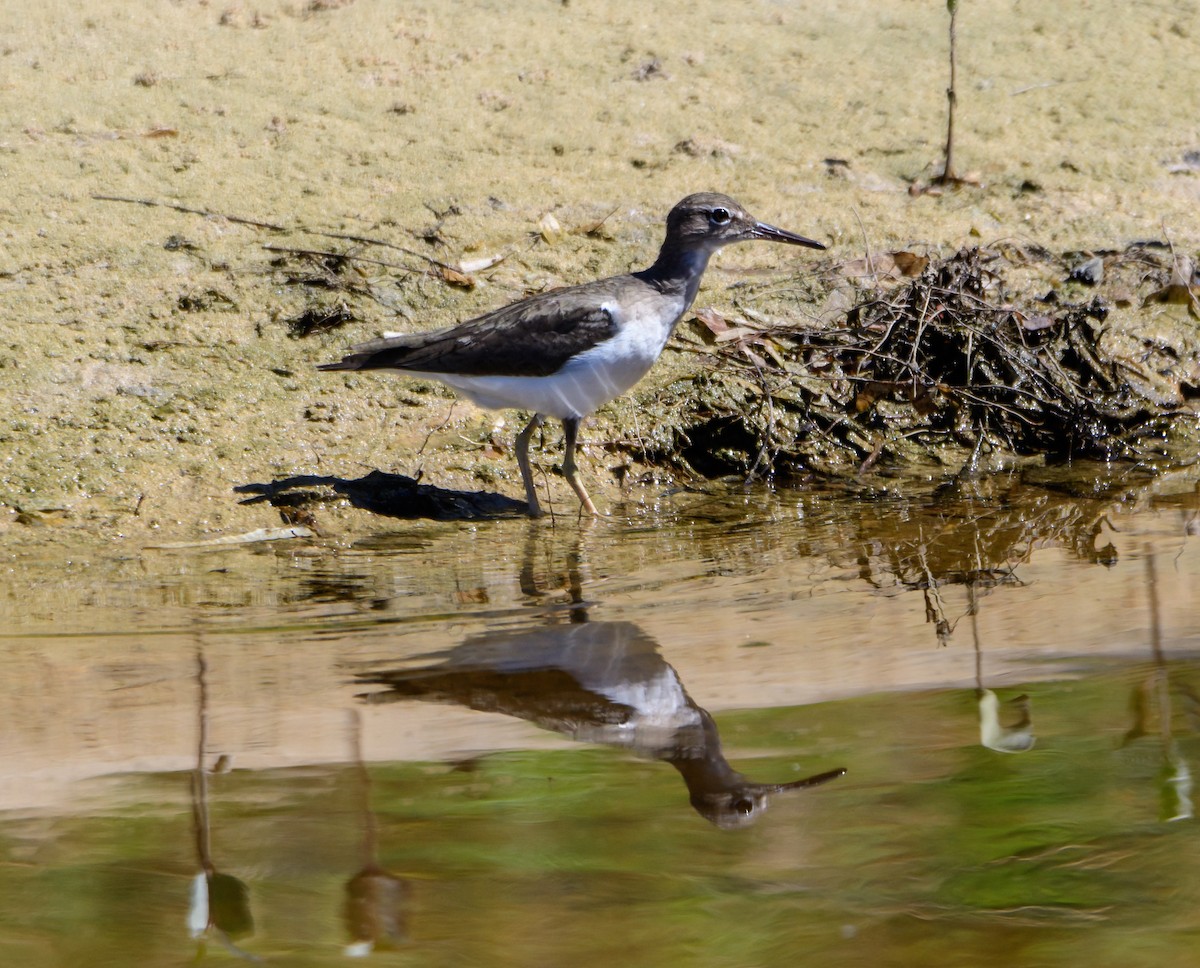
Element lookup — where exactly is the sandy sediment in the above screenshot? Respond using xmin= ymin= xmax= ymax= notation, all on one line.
xmin=2 ymin=0 xmax=1198 ymax=547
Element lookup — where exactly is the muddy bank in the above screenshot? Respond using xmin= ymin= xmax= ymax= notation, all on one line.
xmin=640 ymin=243 xmax=1200 ymax=482
xmin=2 ymin=0 xmax=1199 ymax=549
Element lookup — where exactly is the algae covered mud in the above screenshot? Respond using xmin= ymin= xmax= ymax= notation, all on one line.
xmin=2 ymin=0 xmax=1199 ymax=546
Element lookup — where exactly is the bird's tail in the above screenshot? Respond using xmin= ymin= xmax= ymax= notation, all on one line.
xmin=317 ymin=335 xmax=417 ymax=372
xmin=316 ymin=347 xmax=395 ymax=371
xmin=315 ymin=356 xmax=363 ymax=372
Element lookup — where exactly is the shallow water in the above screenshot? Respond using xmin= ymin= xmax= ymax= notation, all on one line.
xmin=3 ymin=470 xmax=1200 ymax=966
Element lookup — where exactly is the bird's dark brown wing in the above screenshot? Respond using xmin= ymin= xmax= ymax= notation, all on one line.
xmin=318 ymin=280 xmax=625 ymax=378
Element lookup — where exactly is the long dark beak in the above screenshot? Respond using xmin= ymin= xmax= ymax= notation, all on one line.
xmin=756 ymin=767 xmax=846 ymax=793
xmin=752 ymin=220 xmax=826 ymax=250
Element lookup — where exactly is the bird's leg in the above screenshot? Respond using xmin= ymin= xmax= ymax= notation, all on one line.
xmin=561 ymin=417 xmax=600 ymax=516
xmin=515 ymin=413 xmax=545 ymax=518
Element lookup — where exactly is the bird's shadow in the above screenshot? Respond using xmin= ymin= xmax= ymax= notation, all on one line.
xmin=234 ymin=470 xmax=528 ymax=521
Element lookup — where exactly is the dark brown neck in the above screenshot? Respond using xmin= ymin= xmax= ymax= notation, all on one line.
xmin=634 ymin=241 xmax=713 ymax=306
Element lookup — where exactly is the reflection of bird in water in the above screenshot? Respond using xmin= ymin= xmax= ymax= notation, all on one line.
xmin=357 ymin=621 xmax=843 ymax=828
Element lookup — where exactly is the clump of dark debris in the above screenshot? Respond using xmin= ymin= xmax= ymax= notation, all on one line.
xmin=283 ymin=302 xmax=357 ymax=338
xmin=645 ymin=244 xmax=1200 ymax=479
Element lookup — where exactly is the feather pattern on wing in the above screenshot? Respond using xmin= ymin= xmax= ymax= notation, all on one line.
xmin=318 ymin=278 xmax=629 ymax=378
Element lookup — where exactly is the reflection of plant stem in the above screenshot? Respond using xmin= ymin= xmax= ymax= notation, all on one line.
xmin=1143 ymin=547 xmax=1194 ymax=821
xmin=189 ymin=650 xmax=260 ymax=961
xmin=969 ymin=581 xmax=982 ymax=690
xmin=917 ymin=537 xmax=952 ymax=645
xmin=344 ymin=709 xmax=413 ymax=953
xmin=1145 ymin=549 xmax=1164 ymax=667
xmin=193 ymin=651 xmax=213 ymax=874
xmin=349 ymin=709 xmax=379 ymax=867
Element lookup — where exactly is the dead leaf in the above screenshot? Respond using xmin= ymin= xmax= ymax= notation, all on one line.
xmin=739 ymin=345 xmax=768 ymax=369
xmin=142 ymin=127 xmax=179 ymax=138
xmin=437 ymin=265 xmax=475 ymax=288
xmin=892 ymin=251 xmax=929 ymax=277
xmin=538 ymin=212 xmax=563 ymax=245
xmin=459 ymin=253 xmax=505 ymax=273
xmin=715 ymin=326 xmax=759 ymax=344
xmin=1171 ymin=254 xmax=1198 ymax=289
xmin=1142 ymin=283 xmax=1200 ymax=315
xmin=855 ymin=383 xmax=885 ymax=412
xmin=693 ymin=307 xmax=730 ymax=339
xmin=911 ymin=386 xmax=940 ymax=416
xmin=759 ymin=337 xmax=791 ymax=370
xmin=840 ymin=251 xmax=928 ymax=282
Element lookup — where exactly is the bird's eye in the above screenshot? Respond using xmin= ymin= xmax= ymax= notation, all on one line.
xmin=709 ymin=207 xmax=731 ymax=225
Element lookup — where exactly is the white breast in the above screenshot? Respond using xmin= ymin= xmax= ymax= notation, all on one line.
xmin=414 ymin=294 xmax=685 ymax=419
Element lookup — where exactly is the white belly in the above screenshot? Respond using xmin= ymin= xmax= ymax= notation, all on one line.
xmin=410 ymin=296 xmax=683 ymax=419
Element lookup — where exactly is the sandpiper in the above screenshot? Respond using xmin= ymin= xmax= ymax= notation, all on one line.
xmin=318 ymin=192 xmax=824 ymax=517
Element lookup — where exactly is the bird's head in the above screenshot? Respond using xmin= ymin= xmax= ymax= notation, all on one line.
xmin=664 ymin=192 xmax=826 ymax=253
